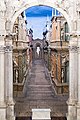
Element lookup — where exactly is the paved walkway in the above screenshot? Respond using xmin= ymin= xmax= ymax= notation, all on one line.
xmin=15 ymin=59 xmax=68 ymax=117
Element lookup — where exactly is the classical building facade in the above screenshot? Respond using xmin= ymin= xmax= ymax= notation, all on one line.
xmin=12 ymin=12 xmax=33 ymax=97
xmin=0 ymin=0 xmax=80 ymax=120
xmin=43 ymin=15 xmax=69 ymax=94
xmin=49 ymin=16 xmax=69 ymax=94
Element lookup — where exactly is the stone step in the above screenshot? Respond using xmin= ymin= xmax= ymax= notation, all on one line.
xmin=25 ymin=93 xmax=55 ymax=100
xmin=28 ymin=85 xmax=52 ymax=91
xmin=25 ymin=96 xmax=55 ymax=100
xmin=28 ymin=85 xmax=51 ymax=86
xmin=28 ymin=82 xmax=50 ymax=85
xmin=27 ymin=91 xmax=53 ymax=94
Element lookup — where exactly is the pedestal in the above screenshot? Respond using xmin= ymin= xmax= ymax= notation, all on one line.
xmin=32 ymin=109 xmax=51 ymax=120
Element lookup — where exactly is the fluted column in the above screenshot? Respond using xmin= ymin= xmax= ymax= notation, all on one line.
xmin=77 ymin=35 xmax=80 ymax=120
xmin=0 ymin=42 xmax=6 ymax=120
xmin=5 ymin=36 xmax=15 ymax=120
xmin=67 ymin=35 xmax=78 ymax=120
xmin=0 ymin=5 xmax=7 ymax=119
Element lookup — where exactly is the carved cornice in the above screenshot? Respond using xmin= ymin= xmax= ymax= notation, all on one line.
xmin=70 ymin=31 xmax=80 ymax=37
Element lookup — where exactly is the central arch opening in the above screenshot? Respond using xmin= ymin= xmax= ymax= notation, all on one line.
xmin=12 ymin=3 xmax=69 ymax=120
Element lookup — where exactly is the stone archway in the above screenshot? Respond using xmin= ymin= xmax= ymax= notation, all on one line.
xmin=0 ymin=0 xmax=80 ymax=120
xmin=9 ymin=0 xmax=71 ymax=33
xmin=32 ymin=39 xmax=44 ymax=59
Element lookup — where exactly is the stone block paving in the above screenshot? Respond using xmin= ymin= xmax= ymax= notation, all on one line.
xmin=14 ymin=59 xmax=68 ymax=117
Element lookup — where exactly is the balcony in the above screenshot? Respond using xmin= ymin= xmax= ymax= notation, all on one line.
xmin=50 ymin=40 xmax=69 ymax=50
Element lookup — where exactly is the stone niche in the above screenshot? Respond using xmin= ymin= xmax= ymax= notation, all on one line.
xmin=32 ymin=109 xmax=51 ymax=120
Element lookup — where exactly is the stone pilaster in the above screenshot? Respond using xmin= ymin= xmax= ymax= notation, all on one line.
xmin=5 ymin=36 xmax=15 ymax=120
xmin=0 ymin=44 xmax=6 ymax=120
xmin=18 ymin=51 xmax=23 ymax=83
xmin=56 ymin=20 xmax=60 ymax=41
xmin=0 ymin=4 xmax=7 ymax=119
xmin=77 ymin=35 xmax=80 ymax=120
xmin=67 ymin=35 xmax=78 ymax=120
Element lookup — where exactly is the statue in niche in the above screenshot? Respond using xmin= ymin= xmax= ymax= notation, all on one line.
xmin=36 ymin=46 xmax=40 ymax=56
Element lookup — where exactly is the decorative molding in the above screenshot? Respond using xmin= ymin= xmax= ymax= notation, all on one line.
xmin=55 ymin=0 xmax=70 ymax=13
xmin=70 ymin=31 xmax=80 ymax=37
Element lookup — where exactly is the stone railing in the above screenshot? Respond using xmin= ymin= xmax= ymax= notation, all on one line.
xmin=50 ymin=40 xmax=69 ymax=50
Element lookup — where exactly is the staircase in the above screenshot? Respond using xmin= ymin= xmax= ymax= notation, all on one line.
xmin=15 ymin=59 xmax=68 ymax=118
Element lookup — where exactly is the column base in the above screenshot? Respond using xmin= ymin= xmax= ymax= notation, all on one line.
xmin=6 ymin=100 xmax=15 ymax=120
xmin=67 ymin=114 xmax=77 ymax=120
xmin=0 ymin=103 xmax=6 ymax=120
xmin=77 ymin=103 xmax=80 ymax=120
xmin=7 ymin=116 xmax=15 ymax=120
xmin=67 ymin=99 xmax=77 ymax=120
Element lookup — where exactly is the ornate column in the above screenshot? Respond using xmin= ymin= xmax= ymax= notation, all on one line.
xmin=77 ymin=35 xmax=80 ymax=120
xmin=0 ymin=41 xmax=6 ymax=120
xmin=5 ymin=35 xmax=15 ymax=120
xmin=0 ymin=3 xmax=7 ymax=119
xmin=67 ymin=35 xmax=78 ymax=120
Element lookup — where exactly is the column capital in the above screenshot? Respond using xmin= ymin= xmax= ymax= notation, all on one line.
xmin=69 ymin=45 xmax=78 ymax=53
xmin=6 ymin=33 xmax=13 ymax=40
xmin=0 ymin=45 xmax=5 ymax=52
xmin=77 ymin=46 xmax=80 ymax=53
xmin=5 ymin=45 xmax=13 ymax=52
xmin=7 ymin=99 xmax=15 ymax=106
xmin=67 ymin=99 xmax=77 ymax=106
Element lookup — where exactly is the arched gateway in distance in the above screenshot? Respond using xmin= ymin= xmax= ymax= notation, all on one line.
xmin=0 ymin=0 xmax=80 ymax=120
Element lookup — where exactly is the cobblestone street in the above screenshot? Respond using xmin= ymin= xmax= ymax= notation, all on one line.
xmin=15 ymin=59 xmax=68 ymax=117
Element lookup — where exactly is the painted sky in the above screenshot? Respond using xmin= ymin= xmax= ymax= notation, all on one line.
xmin=25 ymin=6 xmax=60 ymax=39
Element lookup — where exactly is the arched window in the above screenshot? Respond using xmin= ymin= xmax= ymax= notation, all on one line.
xmin=65 ymin=22 xmax=69 ymax=41
xmin=64 ymin=61 xmax=69 ymax=83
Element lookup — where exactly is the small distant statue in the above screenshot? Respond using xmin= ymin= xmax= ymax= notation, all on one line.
xmin=36 ymin=47 xmax=40 ymax=56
